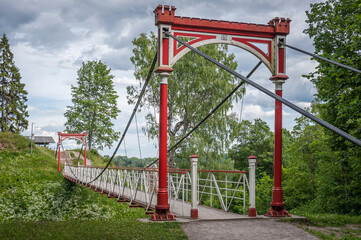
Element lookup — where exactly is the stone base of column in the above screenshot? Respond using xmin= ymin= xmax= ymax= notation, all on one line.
xmin=265 ymin=206 xmax=290 ymax=217
xmin=150 ymin=208 xmax=175 ymax=221
xmin=248 ymin=208 xmax=257 ymax=217
xmin=190 ymin=209 xmax=198 ymax=219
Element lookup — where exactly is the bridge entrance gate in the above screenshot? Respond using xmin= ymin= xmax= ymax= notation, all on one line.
xmin=153 ymin=5 xmax=291 ymax=220
xmin=57 ymin=132 xmax=87 ymax=173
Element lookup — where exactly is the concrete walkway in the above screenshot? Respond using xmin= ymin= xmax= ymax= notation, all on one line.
xmin=181 ymin=219 xmax=319 ymax=240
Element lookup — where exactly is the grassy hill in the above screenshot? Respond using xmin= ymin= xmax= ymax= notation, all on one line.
xmin=0 ymin=132 xmax=186 ymax=239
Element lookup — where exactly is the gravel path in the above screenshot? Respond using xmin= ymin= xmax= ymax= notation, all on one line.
xmin=181 ymin=219 xmax=319 ymax=240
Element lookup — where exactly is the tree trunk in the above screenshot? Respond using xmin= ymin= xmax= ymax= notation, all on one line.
xmin=169 ymin=149 xmax=175 ymax=168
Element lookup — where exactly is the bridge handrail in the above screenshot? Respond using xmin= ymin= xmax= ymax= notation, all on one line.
xmin=76 ymin=165 xmax=247 ymax=174
xmin=63 ymin=165 xmax=249 ymax=215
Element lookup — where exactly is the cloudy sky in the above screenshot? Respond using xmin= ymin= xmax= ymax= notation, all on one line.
xmin=1 ymin=0 xmax=323 ymax=158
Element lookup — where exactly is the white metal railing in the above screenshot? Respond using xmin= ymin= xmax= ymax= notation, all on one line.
xmin=63 ymin=163 xmax=251 ymax=215
xmin=168 ymin=169 xmax=249 ymax=213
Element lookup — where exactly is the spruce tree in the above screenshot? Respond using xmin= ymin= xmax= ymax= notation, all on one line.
xmin=0 ymin=34 xmax=28 ymax=133
xmin=64 ymin=60 xmax=120 ymax=150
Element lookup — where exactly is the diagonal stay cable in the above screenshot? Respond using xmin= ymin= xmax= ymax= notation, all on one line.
xmin=86 ymin=52 xmax=158 ymax=184
xmin=145 ymin=60 xmax=262 ymax=168
xmin=165 ymin=31 xmax=361 ymax=147
xmin=279 ymin=41 xmax=361 ymax=75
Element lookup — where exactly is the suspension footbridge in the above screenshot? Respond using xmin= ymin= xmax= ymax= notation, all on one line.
xmin=56 ymin=4 xmax=361 ymax=222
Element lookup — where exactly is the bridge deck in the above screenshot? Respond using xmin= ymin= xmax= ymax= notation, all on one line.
xmin=64 ymin=174 xmax=247 ymax=220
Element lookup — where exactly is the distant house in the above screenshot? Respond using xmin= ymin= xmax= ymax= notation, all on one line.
xmin=26 ymin=136 xmax=55 ymax=147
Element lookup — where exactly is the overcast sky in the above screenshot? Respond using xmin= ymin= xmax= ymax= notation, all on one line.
xmin=0 ymin=0 xmax=323 ymax=158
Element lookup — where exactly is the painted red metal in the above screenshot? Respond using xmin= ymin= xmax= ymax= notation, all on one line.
xmin=278 ymin=48 xmax=285 ymax=74
xmin=151 ymin=74 xmax=175 ymax=221
xmin=190 ymin=208 xmax=198 ymax=219
xmin=154 ymin=5 xmax=290 ymax=38
xmin=265 ymin=88 xmax=290 ymax=217
xmin=84 ymin=146 xmax=87 ymax=166
xmin=231 ymin=38 xmax=272 ymax=62
xmin=269 ymin=75 xmax=289 ymax=81
xmin=58 ymin=136 xmax=61 ymax=172
xmin=162 ymin=37 xmax=169 ymax=66
xmin=173 ymin=32 xmax=216 ymax=56
xmin=57 ymin=132 xmax=88 ymax=168
xmin=154 ymin=4 xmax=292 ymax=219
xmin=248 ymin=208 xmax=257 ymax=217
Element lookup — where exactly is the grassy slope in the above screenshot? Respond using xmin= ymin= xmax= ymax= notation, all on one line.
xmin=0 ymin=133 xmax=187 ymax=239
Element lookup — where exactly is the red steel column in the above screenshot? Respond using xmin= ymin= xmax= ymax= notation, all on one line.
xmin=266 ymin=78 xmax=290 ymax=217
xmin=84 ymin=133 xmax=87 ymax=166
xmin=58 ymin=136 xmax=61 ymax=172
xmin=151 ymin=71 xmax=175 ymax=221
xmin=84 ymin=145 xmax=87 ymax=166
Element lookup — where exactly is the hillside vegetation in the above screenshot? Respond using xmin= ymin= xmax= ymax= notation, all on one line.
xmin=0 ymin=133 xmax=186 ymax=239
xmin=0 ymin=132 xmax=143 ymax=222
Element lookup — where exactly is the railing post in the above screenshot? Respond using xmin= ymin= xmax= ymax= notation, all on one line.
xmin=248 ymin=154 xmax=257 ymax=217
xmin=190 ymin=153 xmax=199 ymax=219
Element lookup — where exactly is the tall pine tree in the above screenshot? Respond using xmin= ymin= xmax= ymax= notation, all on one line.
xmin=64 ymin=60 xmax=120 ymax=150
xmin=0 ymin=34 xmax=28 ymax=133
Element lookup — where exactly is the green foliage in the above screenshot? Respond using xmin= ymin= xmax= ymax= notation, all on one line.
xmin=0 ymin=133 xmax=145 ymax=223
xmin=283 ymin=112 xmax=333 ymax=210
xmin=229 ymin=119 xmax=274 ymax=176
xmin=304 ymin=0 xmax=361 ymax=151
xmin=0 ymin=34 xmax=29 ymax=133
xmin=301 ymin=0 xmax=361 ymax=215
xmin=129 ymin=32 xmax=242 ymax=168
xmin=255 ymin=173 xmax=273 ymax=215
xmin=64 ymin=60 xmax=120 ymax=151
xmin=113 ymin=155 xmax=157 ymax=168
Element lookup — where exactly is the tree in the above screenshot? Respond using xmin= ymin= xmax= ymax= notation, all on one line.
xmin=0 ymin=34 xmax=28 ymax=133
xmin=128 ymin=32 xmax=243 ymax=168
xmin=64 ymin=60 xmax=120 ymax=150
xmin=304 ymin=0 xmax=361 ymax=151
xmin=304 ymin=0 xmax=361 ymax=214
xmin=228 ymin=119 xmax=274 ymax=176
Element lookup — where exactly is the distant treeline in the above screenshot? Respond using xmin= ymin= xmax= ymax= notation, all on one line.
xmin=107 ymin=155 xmax=158 ymax=168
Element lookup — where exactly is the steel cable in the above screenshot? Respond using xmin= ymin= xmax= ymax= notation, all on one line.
xmin=279 ymin=41 xmax=361 ymax=75
xmin=146 ymin=60 xmax=262 ymax=168
xmin=165 ymin=31 xmax=361 ymax=147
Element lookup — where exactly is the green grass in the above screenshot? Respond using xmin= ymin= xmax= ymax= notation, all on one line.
xmin=0 ymin=220 xmax=187 ymax=240
xmin=283 ymin=214 xmax=361 ymax=239
xmin=0 ymin=133 xmax=188 ymax=239
xmin=303 ymin=213 xmax=361 ymax=227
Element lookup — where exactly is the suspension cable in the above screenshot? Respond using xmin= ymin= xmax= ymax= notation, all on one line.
xmin=146 ymin=60 xmax=262 ymax=168
xmin=165 ymin=31 xmax=361 ymax=148
xmin=135 ymin=112 xmax=143 ymax=161
xmin=86 ymin=52 xmax=158 ymax=184
xmin=279 ymin=41 xmax=361 ymax=75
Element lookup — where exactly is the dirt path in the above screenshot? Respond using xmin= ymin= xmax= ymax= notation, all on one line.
xmin=181 ymin=219 xmax=319 ymax=240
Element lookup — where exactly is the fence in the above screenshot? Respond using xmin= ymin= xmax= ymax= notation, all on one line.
xmin=63 ymin=159 xmax=254 ymax=217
